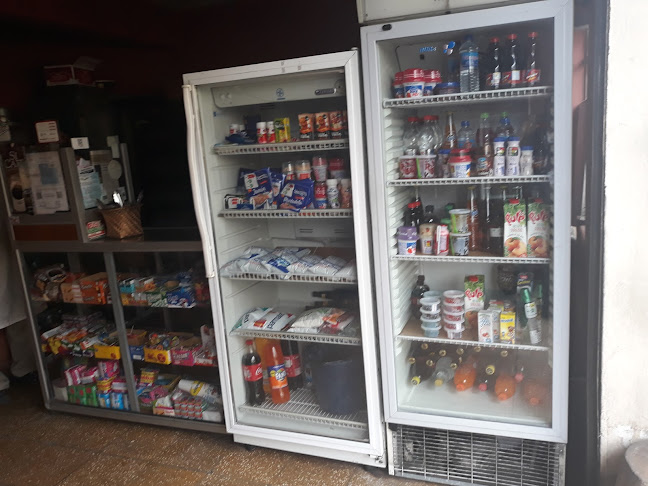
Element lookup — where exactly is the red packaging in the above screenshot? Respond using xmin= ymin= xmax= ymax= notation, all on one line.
xmin=329 ymin=111 xmax=343 ymax=139
xmin=298 ymin=114 xmax=315 ymax=141
xmin=314 ymin=182 xmax=327 ymax=209
xmin=315 ymin=113 xmax=330 ymax=140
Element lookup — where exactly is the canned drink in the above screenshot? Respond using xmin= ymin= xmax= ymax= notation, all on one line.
xmin=256 ymin=122 xmax=268 ymax=144
xmin=329 ymin=111 xmax=343 ymax=139
xmin=229 ymin=123 xmax=239 ymax=135
xmin=267 ymin=121 xmax=275 ymax=143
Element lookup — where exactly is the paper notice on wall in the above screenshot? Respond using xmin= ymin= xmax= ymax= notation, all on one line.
xmin=76 ymin=157 xmax=102 ymax=209
xmin=26 ymin=151 xmax=70 ymax=214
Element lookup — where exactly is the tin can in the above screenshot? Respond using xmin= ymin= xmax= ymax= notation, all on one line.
xmin=256 ymin=122 xmax=268 ymax=144
xmin=298 ymin=114 xmax=314 ymax=141
xmin=314 ymin=182 xmax=327 ymax=209
xmin=267 ymin=121 xmax=275 ymax=143
xmin=274 ymin=118 xmax=290 ymax=143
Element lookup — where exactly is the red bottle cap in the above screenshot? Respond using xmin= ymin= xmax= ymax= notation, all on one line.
xmin=478 ymin=383 xmax=488 ymax=391
xmin=456 ymin=384 xmax=468 ymax=392
xmin=431 ymin=115 xmax=439 ymax=121
xmin=490 ymin=37 xmax=500 ymax=43
xmin=529 ymin=31 xmax=538 ymax=38
xmin=407 ymin=202 xmax=417 ymax=209
xmin=507 ymin=33 xmax=518 ymax=40
xmin=423 ymin=115 xmax=434 ymax=121
xmin=408 ymin=116 xmax=419 ymax=122
xmin=530 ymin=397 xmax=540 ymax=406
xmin=245 ymin=340 xmax=253 ymax=345
xmin=515 ymin=372 xmax=524 ymax=383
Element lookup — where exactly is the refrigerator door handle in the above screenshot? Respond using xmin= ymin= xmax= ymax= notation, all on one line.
xmin=182 ymin=84 xmax=217 ymax=278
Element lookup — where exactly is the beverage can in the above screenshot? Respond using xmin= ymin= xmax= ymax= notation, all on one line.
xmin=267 ymin=121 xmax=275 ymax=143
xmin=256 ymin=122 xmax=268 ymax=144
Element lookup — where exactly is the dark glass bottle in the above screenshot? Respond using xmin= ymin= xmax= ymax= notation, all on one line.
xmin=242 ymin=340 xmax=265 ymax=405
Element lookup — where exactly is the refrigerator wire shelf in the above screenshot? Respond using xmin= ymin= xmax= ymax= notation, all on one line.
xmin=397 ymin=317 xmax=550 ymax=352
xmin=383 ymin=87 xmax=553 ymax=108
xmin=387 ymin=175 xmax=552 ymax=187
xmin=213 ymin=139 xmax=349 ymax=155
xmin=220 ymin=209 xmax=353 ymax=219
xmin=230 ymin=328 xmax=362 ymax=346
xmin=391 ymin=254 xmax=551 ymax=265
xmin=392 ymin=425 xmax=564 ymax=486
xmin=240 ymin=388 xmax=368 ymax=430
xmin=221 ymin=272 xmax=357 ymax=285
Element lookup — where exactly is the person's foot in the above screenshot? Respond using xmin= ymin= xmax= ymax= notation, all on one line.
xmin=9 ymin=371 xmax=38 ymax=386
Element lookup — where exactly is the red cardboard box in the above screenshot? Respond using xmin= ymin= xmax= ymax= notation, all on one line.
xmin=44 ymin=57 xmax=100 ymax=87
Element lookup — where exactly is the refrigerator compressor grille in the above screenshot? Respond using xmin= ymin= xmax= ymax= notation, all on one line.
xmin=392 ymin=425 xmax=564 ymax=486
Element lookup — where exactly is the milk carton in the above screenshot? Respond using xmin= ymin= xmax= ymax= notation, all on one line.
xmin=527 ymin=200 xmax=550 ymax=258
xmin=478 ymin=309 xmax=500 ymax=343
xmin=503 ymin=199 xmax=527 ymax=258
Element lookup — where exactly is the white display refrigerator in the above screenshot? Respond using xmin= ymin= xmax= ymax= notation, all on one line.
xmin=181 ymin=51 xmax=386 ymax=466
xmin=360 ymin=0 xmax=572 ymax=483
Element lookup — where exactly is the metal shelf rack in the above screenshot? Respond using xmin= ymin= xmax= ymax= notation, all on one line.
xmin=230 ymin=328 xmax=361 ymax=346
xmin=221 ymin=272 xmax=357 ymax=285
xmin=387 ymin=175 xmax=552 ymax=187
xmin=213 ymin=139 xmax=349 ymax=155
xmin=383 ymin=86 xmax=553 ymax=108
xmin=220 ymin=209 xmax=353 ymax=219
xmin=391 ymin=254 xmax=551 ymax=264
xmin=239 ymin=388 xmax=368 ymax=430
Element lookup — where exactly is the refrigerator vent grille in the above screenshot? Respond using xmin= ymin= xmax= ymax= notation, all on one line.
xmin=392 ymin=425 xmax=564 ymax=486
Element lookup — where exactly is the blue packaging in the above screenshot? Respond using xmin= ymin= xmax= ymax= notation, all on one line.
xmin=279 ymin=179 xmax=314 ymax=212
xmin=243 ymin=168 xmax=274 ymax=209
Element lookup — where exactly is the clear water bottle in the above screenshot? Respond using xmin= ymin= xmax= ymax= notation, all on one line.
xmin=403 ymin=116 xmax=420 ymax=155
xmin=457 ymin=121 xmax=476 ymax=150
xmin=460 ymin=35 xmax=480 ymax=92
xmin=430 ymin=115 xmax=443 ymax=152
xmin=417 ymin=116 xmax=436 ymax=155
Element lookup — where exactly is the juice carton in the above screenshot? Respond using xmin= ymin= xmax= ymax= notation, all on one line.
xmin=503 ymin=199 xmax=527 ymax=258
xmin=464 ymin=275 xmax=485 ymax=311
xmin=500 ymin=312 xmax=516 ymax=343
xmin=527 ymin=200 xmax=550 ymax=258
xmin=478 ymin=310 xmax=498 ymax=343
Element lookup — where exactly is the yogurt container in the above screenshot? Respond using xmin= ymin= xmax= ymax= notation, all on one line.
xmin=393 ymin=72 xmax=404 ymax=98
xmin=420 ymin=234 xmax=434 ymax=255
xmin=420 ymin=297 xmax=441 ymax=314
xmin=421 ymin=310 xmax=441 ymax=320
xmin=443 ymin=310 xmax=465 ymax=323
xmin=449 ymin=209 xmax=470 ymax=233
xmin=443 ymin=302 xmax=464 ymax=313
xmin=443 ymin=290 xmax=464 ymax=305
xmin=449 ymin=160 xmax=471 ymax=178
xmin=421 ymin=316 xmax=442 ymax=337
xmin=403 ymin=68 xmax=424 ymax=98
xmin=450 ymin=232 xmax=471 ymax=256
xmin=444 ymin=326 xmax=466 ymax=339
xmin=423 ymin=70 xmax=442 ymax=96
xmin=397 ymin=226 xmax=418 ymax=255
xmin=443 ymin=317 xmax=465 ymax=331
xmin=423 ymin=290 xmax=442 ymax=300
xmin=493 ymin=137 xmax=507 ymax=176
xmin=399 ymin=156 xmax=417 ymax=179
xmin=312 ymin=155 xmax=328 ymax=182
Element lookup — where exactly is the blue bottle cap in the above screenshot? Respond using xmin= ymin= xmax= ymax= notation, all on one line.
xmin=508 ymin=136 xmax=520 ymax=142
xmin=521 ymin=146 xmax=534 ymax=150
xmin=493 ymin=137 xmax=507 ymax=142
xmin=461 ymin=121 xmax=469 ymax=127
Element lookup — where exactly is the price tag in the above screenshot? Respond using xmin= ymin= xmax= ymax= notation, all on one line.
xmin=35 ymin=120 xmax=60 ymax=144
xmin=71 ymin=137 xmax=90 ymax=150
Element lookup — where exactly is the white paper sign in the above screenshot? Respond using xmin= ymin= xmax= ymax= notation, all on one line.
xmin=35 ymin=120 xmax=60 ymax=144
xmin=71 ymin=137 xmax=90 ymax=150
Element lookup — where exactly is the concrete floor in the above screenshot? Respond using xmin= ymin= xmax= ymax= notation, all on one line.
xmin=0 ymin=383 xmax=431 ymax=486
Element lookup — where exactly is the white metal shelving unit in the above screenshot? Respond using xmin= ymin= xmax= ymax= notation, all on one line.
xmin=387 ymin=175 xmax=552 ymax=186
xmin=213 ymin=139 xmax=349 ymax=155
xmin=230 ymin=328 xmax=361 ymax=346
xmin=391 ymin=254 xmax=551 ymax=264
xmin=219 ymin=209 xmax=353 ymax=219
xmin=221 ymin=272 xmax=357 ymax=285
xmin=383 ymin=87 xmax=552 ymax=108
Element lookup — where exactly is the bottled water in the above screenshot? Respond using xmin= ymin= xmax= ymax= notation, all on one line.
xmin=460 ymin=35 xmax=480 ymax=93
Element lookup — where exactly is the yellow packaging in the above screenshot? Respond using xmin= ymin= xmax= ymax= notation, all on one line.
xmin=140 ymin=368 xmax=159 ymax=386
xmin=499 ymin=312 xmax=516 ymax=343
xmin=96 ymin=376 xmax=115 ymax=393
xmin=94 ymin=344 xmax=121 ymax=360
xmin=274 ymin=118 xmax=290 ymax=143
xmin=144 ymin=347 xmax=172 ymax=365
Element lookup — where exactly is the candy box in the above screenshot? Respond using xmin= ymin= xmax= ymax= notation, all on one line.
xmin=129 ymin=345 xmax=145 ymax=361
xmin=171 ymin=337 xmax=201 ymax=366
xmin=500 ymin=311 xmax=516 ymax=343
xmin=527 ymin=200 xmax=550 ymax=258
xmin=144 ymin=347 xmax=172 ymax=365
xmin=79 ymin=272 xmax=111 ymax=305
xmin=140 ymin=368 xmax=159 ymax=386
xmin=166 ymin=285 xmax=196 ymax=308
xmin=153 ymin=395 xmax=175 ymax=416
xmin=464 ymin=275 xmax=485 ymax=311
xmin=503 ymin=200 xmax=527 ymax=258
xmin=94 ymin=343 xmax=121 ymax=360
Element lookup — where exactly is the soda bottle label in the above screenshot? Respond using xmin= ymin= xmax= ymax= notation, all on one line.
xmin=529 ymin=328 xmax=542 ymax=345
xmin=243 ymin=364 xmax=263 ymax=382
xmin=487 ymin=72 xmax=501 ymax=88
xmin=510 ymin=70 xmax=522 ymax=86
xmin=268 ymin=364 xmax=288 ymax=389
xmin=284 ymin=354 xmax=302 ymax=378
xmin=489 ymin=227 xmax=503 ymax=238
xmin=526 ymin=69 xmax=541 ymax=85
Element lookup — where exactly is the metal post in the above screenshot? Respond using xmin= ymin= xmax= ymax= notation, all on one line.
xmin=103 ymin=251 xmax=140 ymax=412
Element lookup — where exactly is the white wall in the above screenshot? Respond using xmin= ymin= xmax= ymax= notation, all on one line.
xmin=600 ymin=0 xmax=648 ymax=483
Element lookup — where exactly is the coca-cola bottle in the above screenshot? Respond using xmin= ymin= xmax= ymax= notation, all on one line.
xmin=525 ymin=32 xmax=541 ymax=87
xmin=486 ymin=37 xmax=502 ymax=90
xmin=502 ymin=34 xmax=522 ymax=89
xmin=242 ymin=340 xmax=265 ymax=405
xmin=281 ymin=340 xmax=303 ymax=390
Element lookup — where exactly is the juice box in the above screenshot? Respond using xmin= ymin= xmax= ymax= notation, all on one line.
xmin=464 ymin=275 xmax=485 ymax=311
xmin=527 ymin=200 xmax=550 ymax=258
xmin=500 ymin=311 xmax=516 ymax=343
xmin=503 ymin=200 xmax=527 ymax=258
xmin=274 ymin=118 xmax=290 ymax=143
xmin=478 ymin=310 xmax=498 ymax=343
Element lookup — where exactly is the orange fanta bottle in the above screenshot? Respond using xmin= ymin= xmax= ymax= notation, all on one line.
xmin=266 ymin=340 xmax=290 ymax=404
xmin=495 ymin=373 xmax=516 ymax=401
xmin=523 ymin=380 xmax=548 ymax=406
xmin=454 ymin=361 xmax=477 ymax=391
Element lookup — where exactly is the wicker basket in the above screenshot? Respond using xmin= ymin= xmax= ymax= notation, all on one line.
xmin=100 ymin=205 xmax=143 ymax=239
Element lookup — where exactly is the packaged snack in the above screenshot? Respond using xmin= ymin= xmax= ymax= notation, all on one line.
xmin=500 ymin=312 xmax=516 ymax=343
xmin=234 ymin=307 xmax=273 ymax=329
xmin=309 ymin=255 xmax=347 ymax=276
xmin=320 ymin=310 xmax=355 ymax=334
xmin=140 ymin=368 xmax=159 ymax=386
xmin=243 ymin=168 xmax=274 ymax=209
xmin=244 ymin=311 xmax=295 ymax=331
xmin=503 ymin=199 xmax=527 ymax=257
xmin=224 ymin=194 xmax=252 ymax=210
xmin=270 ymin=172 xmax=285 ymax=209
xmin=527 ymin=200 xmax=549 ymax=258
xmin=298 ymin=114 xmax=315 ymax=141
xmin=329 ymin=111 xmax=343 ymax=139
xmin=279 ymin=179 xmax=314 ymax=212
xmin=289 ymin=255 xmax=323 ymax=274
xmin=464 ymin=275 xmax=485 ymax=311
xmin=274 ymin=118 xmax=290 ymax=143
xmin=334 ymin=260 xmax=357 ymax=279
xmin=98 ymin=360 xmax=120 ymax=379
xmin=290 ymin=307 xmax=347 ymax=332
xmin=167 ymin=285 xmax=197 ymax=308
xmin=177 ymin=379 xmax=222 ymax=405
xmin=315 ymin=112 xmax=330 ymax=140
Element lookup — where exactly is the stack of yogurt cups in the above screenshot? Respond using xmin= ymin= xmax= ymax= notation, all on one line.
xmin=419 ymin=291 xmax=441 ymax=337
xmin=442 ymin=290 xmax=466 ymax=339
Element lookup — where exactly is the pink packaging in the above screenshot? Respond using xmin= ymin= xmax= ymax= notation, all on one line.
xmin=399 ymin=156 xmax=417 ymax=179
xmin=312 ymin=155 xmax=328 ymax=182
xmin=434 ymin=225 xmax=449 ymax=255
xmin=98 ymin=360 xmax=120 ymax=379
xmin=64 ymin=365 xmax=86 ymax=386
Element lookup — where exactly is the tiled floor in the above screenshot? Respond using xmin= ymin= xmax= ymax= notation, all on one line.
xmin=0 ymin=383 xmax=433 ymax=486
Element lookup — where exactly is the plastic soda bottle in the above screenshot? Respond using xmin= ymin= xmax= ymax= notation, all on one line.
xmin=459 ymin=34 xmax=480 ymax=92
xmin=495 ymin=373 xmax=516 ymax=401
xmin=242 ymin=340 xmax=265 ymax=405
xmin=454 ymin=361 xmax=477 ymax=391
xmin=433 ymin=356 xmax=455 ymax=386
xmin=255 ymin=338 xmax=271 ymax=394
xmin=265 ymin=340 xmax=290 ymax=404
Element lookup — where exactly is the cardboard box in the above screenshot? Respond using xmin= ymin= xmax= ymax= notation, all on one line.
xmin=94 ymin=344 xmax=121 ymax=360
xmin=144 ymin=347 xmax=172 ymax=365
xmin=44 ymin=57 xmax=100 ymax=86
xmin=79 ymin=272 xmax=110 ymax=304
xmin=171 ymin=337 xmax=201 ymax=366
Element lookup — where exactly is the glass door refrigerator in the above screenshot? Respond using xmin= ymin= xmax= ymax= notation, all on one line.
xmin=361 ymin=0 xmax=572 ymax=483
xmin=182 ymin=51 xmax=385 ymax=466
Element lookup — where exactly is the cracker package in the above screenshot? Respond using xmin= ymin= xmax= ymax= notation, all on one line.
xmin=243 ymin=168 xmax=273 ymax=209
xmin=503 ymin=199 xmax=527 ymax=258
xmin=279 ymin=179 xmax=313 ymax=212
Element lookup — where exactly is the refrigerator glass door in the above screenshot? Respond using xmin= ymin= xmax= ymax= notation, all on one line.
xmin=361 ymin=0 xmax=572 ymax=442
xmin=183 ymin=51 xmax=385 ymax=464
